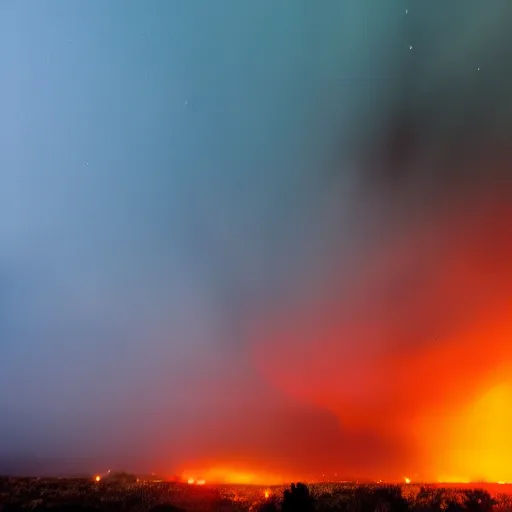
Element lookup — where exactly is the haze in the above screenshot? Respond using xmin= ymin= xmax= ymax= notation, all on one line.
xmin=1 ymin=1 xmax=512 ymax=484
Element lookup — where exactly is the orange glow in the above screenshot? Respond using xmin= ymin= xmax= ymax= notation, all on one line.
xmin=182 ymin=466 xmax=289 ymax=485
xmin=264 ymin=490 xmax=270 ymax=499
xmin=196 ymin=479 xmax=206 ymax=486
xmin=187 ymin=478 xmax=195 ymax=484
xmin=437 ymin=477 xmax=471 ymax=484
xmin=404 ymin=477 xmax=411 ymax=484
xmin=94 ymin=476 xmax=101 ymax=482
xmin=421 ymin=381 xmax=512 ymax=483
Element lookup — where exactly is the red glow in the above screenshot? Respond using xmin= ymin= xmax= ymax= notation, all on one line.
xmin=249 ymin=188 xmax=512 ymax=482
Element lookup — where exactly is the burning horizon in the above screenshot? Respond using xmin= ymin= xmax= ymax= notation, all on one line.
xmin=174 ymin=179 xmax=512 ymax=486
xmin=248 ymin=179 xmax=512 ymax=484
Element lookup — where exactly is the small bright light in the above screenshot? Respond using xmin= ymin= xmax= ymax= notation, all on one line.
xmin=95 ymin=476 xmax=101 ymax=482
xmin=196 ymin=479 xmax=206 ymax=485
xmin=264 ymin=491 xmax=270 ymax=499
xmin=404 ymin=477 xmax=411 ymax=484
xmin=187 ymin=478 xmax=195 ymax=485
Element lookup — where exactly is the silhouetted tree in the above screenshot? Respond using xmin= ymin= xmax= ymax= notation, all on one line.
xmin=282 ymin=483 xmax=315 ymax=512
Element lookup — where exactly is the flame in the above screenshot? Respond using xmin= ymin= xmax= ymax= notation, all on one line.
xmin=196 ymin=479 xmax=206 ymax=486
xmin=264 ymin=490 xmax=270 ymax=499
xmin=94 ymin=476 xmax=101 ymax=482
xmin=187 ymin=478 xmax=195 ymax=485
xmin=404 ymin=477 xmax=411 ymax=484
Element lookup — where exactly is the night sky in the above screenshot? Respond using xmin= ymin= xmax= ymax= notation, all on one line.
xmin=1 ymin=1 xmax=512 ymax=483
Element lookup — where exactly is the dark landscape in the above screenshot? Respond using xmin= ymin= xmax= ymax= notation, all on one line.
xmin=1 ymin=479 xmax=512 ymax=512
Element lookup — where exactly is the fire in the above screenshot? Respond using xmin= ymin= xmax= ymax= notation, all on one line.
xmin=422 ymin=381 xmax=512 ymax=483
xmin=248 ymin=186 xmax=512 ymax=483
xmin=404 ymin=477 xmax=411 ymax=484
xmin=94 ymin=476 xmax=101 ymax=483
xmin=182 ymin=466 xmax=287 ymax=486
xmin=264 ymin=490 xmax=270 ymax=499
xmin=185 ymin=477 xmax=206 ymax=485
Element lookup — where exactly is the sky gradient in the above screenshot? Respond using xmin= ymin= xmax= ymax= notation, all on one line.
xmin=1 ymin=1 xmax=512 ymax=483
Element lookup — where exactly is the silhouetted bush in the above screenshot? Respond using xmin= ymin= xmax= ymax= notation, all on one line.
xmin=0 ymin=478 xmax=509 ymax=512
xmin=149 ymin=505 xmax=184 ymax=512
xmin=257 ymin=500 xmax=279 ymax=512
xmin=445 ymin=500 xmax=465 ymax=512
xmin=495 ymin=493 xmax=512 ymax=512
xmin=416 ymin=486 xmax=445 ymax=511
xmin=352 ymin=485 xmax=409 ymax=512
xmin=0 ymin=505 xmax=23 ymax=512
xmin=282 ymin=483 xmax=314 ymax=512
xmin=464 ymin=490 xmax=496 ymax=512
xmin=374 ymin=485 xmax=409 ymax=512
